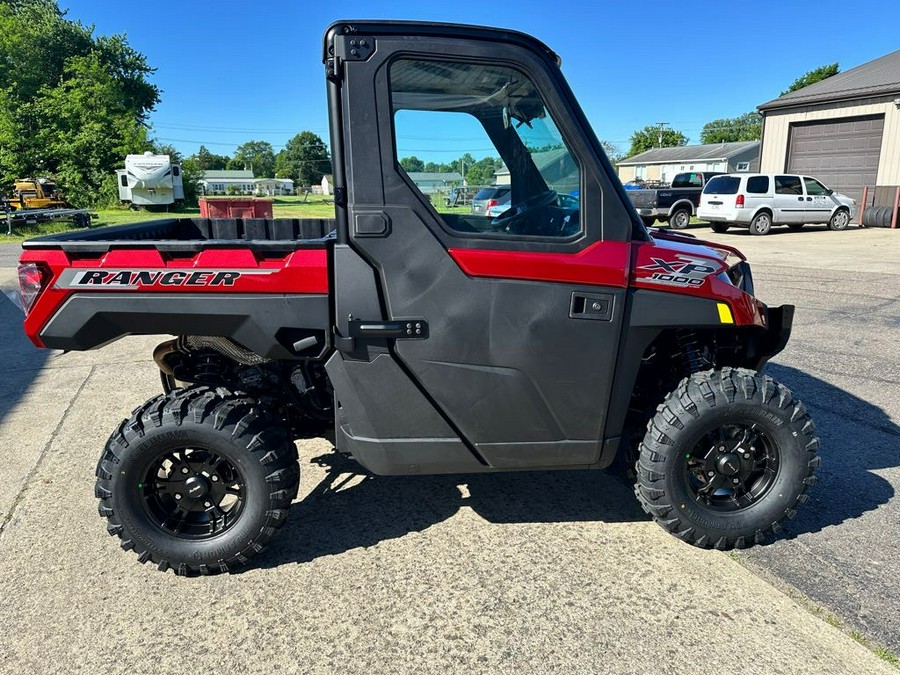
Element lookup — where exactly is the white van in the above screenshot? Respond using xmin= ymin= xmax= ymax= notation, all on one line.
xmin=697 ymin=173 xmax=856 ymax=235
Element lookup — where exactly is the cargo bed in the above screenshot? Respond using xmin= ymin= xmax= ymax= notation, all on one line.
xmin=19 ymin=217 xmax=334 ymax=357
xmin=23 ymin=217 xmax=336 ymax=253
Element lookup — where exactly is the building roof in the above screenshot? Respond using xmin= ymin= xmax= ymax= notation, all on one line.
xmin=202 ymin=170 xmax=254 ymax=179
xmin=618 ymin=141 xmax=759 ymax=166
xmin=407 ymin=172 xmax=464 ymax=182
xmin=758 ymin=50 xmax=900 ymax=111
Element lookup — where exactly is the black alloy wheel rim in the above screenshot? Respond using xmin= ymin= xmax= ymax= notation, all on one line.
xmin=140 ymin=447 xmax=246 ymax=539
xmin=683 ymin=422 xmax=779 ymax=512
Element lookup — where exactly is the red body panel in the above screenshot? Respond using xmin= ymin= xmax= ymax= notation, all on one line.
xmin=448 ymin=240 xmax=631 ymax=289
xmin=20 ymin=247 xmax=329 ymax=348
xmin=449 ymin=234 xmax=764 ymax=328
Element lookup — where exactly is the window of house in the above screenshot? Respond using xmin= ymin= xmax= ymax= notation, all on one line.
xmin=390 ymin=57 xmax=581 ymax=239
xmin=635 ymin=165 xmax=647 ymax=179
xmin=120 ymin=174 xmax=128 ymax=187
xmin=736 ymin=162 xmax=750 ymax=172
xmin=173 ymin=166 xmax=180 ymax=177
xmin=775 ymin=176 xmax=803 ymax=195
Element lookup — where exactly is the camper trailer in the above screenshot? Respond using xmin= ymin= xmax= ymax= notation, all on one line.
xmin=116 ymin=152 xmax=185 ymax=206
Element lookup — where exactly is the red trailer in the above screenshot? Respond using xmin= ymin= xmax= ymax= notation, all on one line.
xmin=199 ymin=197 xmax=273 ymax=219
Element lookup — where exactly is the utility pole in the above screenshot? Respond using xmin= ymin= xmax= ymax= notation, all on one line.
xmin=655 ymin=122 xmax=669 ymax=148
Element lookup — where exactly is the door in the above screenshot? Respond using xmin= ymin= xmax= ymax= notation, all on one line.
xmin=802 ymin=176 xmax=832 ymax=223
xmin=787 ymin=115 xmax=884 ymax=200
xmin=326 ymin=30 xmax=635 ymax=473
xmin=773 ymin=175 xmax=806 ymax=223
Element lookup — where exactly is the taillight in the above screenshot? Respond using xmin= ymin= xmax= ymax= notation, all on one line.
xmin=17 ymin=262 xmax=46 ymax=313
xmin=486 ymin=199 xmax=498 ymax=208
xmin=735 ymin=194 xmax=745 ymax=208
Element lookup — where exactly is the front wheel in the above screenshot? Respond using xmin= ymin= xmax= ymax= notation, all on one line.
xmin=95 ymin=386 xmax=299 ymax=575
xmin=828 ymin=208 xmax=850 ymax=231
xmin=636 ymin=368 xmax=819 ymax=549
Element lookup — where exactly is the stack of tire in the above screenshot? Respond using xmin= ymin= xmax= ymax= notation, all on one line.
xmin=862 ymin=206 xmax=897 ymax=227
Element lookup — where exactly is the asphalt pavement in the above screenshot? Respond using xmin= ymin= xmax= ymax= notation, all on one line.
xmin=0 ymin=225 xmax=897 ymax=673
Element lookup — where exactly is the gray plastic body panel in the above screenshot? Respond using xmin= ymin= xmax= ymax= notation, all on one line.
xmin=40 ymin=293 xmax=330 ymax=359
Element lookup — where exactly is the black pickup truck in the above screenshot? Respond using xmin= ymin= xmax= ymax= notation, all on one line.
xmin=628 ymin=171 xmax=723 ymax=229
xmin=16 ymin=21 xmax=816 ymax=575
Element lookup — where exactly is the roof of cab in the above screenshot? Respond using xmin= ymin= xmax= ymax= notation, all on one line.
xmin=323 ymin=20 xmax=560 ymax=67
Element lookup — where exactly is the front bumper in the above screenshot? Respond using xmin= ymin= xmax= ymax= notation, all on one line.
xmin=751 ymin=304 xmax=794 ymax=370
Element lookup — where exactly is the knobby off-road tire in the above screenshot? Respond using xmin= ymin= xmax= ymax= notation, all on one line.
xmin=95 ymin=386 xmax=299 ymax=575
xmin=635 ymin=368 xmax=819 ymax=549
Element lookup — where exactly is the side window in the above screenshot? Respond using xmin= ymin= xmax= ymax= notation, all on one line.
xmin=390 ymin=58 xmax=581 ymax=239
xmin=120 ymin=174 xmax=128 ymax=187
xmin=775 ymin=175 xmax=802 ymax=195
xmin=803 ymin=177 xmax=827 ymax=195
xmin=173 ymin=165 xmax=180 ymax=177
xmin=746 ymin=176 xmax=769 ymax=194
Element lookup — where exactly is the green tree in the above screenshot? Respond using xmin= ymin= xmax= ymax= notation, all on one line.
xmin=0 ymin=0 xmax=159 ymax=206
xmin=177 ymin=156 xmax=204 ymax=205
xmin=233 ymin=140 xmax=275 ymax=178
xmin=700 ymin=112 xmax=762 ymax=144
xmin=193 ymin=145 xmax=229 ymax=171
xmin=465 ymin=156 xmax=498 ymax=186
xmin=274 ymin=131 xmax=331 ymax=185
xmin=781 ymin=63 xmax=840 ymax=96
xmin=626 ymin=126 xmax=688 ymax=158
xmin=399 ymin=156 xmax=425 ymax=173
xmin=599 ymin=140 xmax=622 ymax=164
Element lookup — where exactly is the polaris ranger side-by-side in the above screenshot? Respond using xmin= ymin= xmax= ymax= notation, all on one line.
xmin=17 ymin=21 xmax=818 ymax=575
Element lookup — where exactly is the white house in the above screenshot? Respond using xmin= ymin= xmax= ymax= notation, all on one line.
xmin=200 ymin=170 xmax=293 ymax=196
xmin=406 ymin=171 xmax=463 ymax=193
xmin=617 ymin=142 xmax=760 ymax=184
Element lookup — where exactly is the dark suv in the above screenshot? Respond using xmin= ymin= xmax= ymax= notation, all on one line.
xmin=471 ymin=186 xmax=511 ymax=215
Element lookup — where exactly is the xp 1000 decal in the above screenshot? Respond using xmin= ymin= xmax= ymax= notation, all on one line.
xmin=637 ymin=254 xmax=723 ymax=288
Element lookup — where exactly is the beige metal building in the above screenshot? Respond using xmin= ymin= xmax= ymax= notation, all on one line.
xmin=758 ymin=50 xmax=900 ymax=202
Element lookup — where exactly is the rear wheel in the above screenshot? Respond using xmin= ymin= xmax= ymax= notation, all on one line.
xmin=749 ymin=212 xmax=772 ymax=235
xmin=95 ymin=386 xmax=299 ymax=575
xmin=668 ymin=207 xmax=691 ymax=229
xmin=635 ymin=368 xmax=819 ymax=549
xmin=828 ymin=208 xmax=850 ymax=231
xmin=709 ymin=222 xmax=729 ymax=234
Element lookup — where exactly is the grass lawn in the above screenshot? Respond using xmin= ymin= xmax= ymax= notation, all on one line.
xmin=1 ymin=193 xmax=476 ymax=243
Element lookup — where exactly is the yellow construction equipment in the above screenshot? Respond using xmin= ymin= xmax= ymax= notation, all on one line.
xmin=5 ymin=177 xmax=68 ymax=210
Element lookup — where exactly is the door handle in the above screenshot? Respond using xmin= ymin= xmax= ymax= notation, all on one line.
xmin=807 ymin=197 xmax=813 ymax=201
xmin=798 ymin=196 xmax=804 ymax=201
xmin=334 ymin=318 xmax=429 ymax=353
xmin=570 ymin=292 xmax=614 ymax=321
xmin=350 ymin=319 xmax=429 ymax=339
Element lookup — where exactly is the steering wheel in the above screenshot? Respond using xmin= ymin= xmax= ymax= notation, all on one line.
xmin=491 ymin=190 xmax=558 ymax=234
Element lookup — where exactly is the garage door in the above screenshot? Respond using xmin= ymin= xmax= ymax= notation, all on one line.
xmin=787 ymin=115 xmax=884 ymax=199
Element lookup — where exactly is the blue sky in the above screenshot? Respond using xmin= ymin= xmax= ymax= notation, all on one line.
xmin=63 ymin=0 xmax=900 ymax=162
